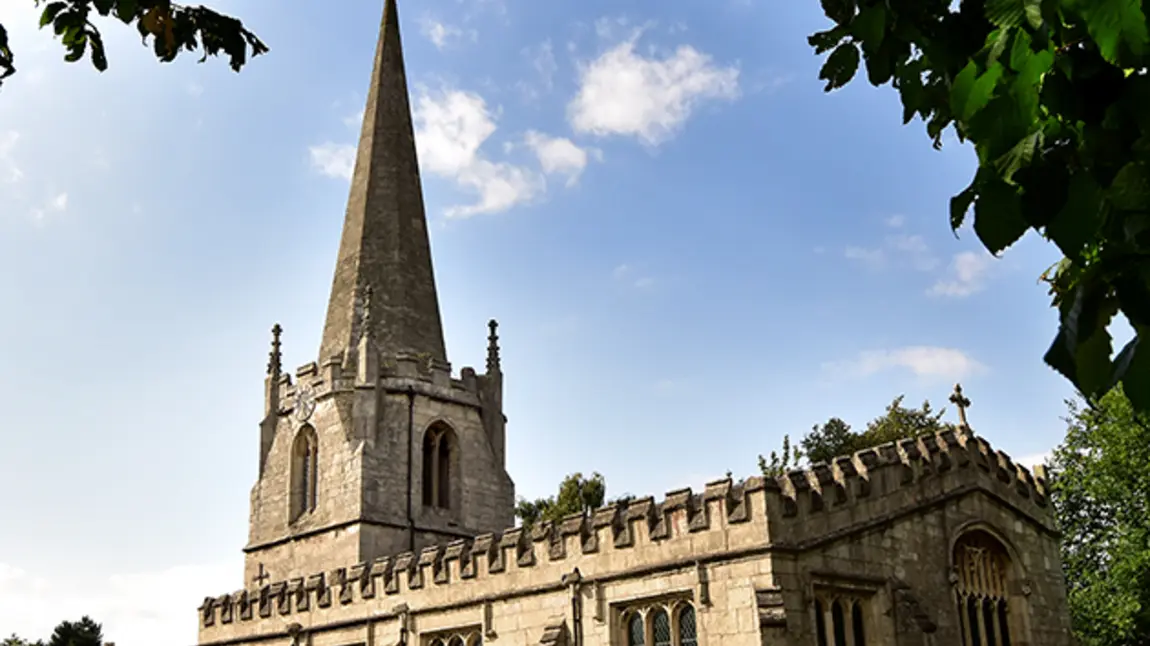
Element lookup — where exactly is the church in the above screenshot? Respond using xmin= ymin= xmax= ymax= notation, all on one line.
xmin=195 ymin=1 xmax=1074 ymax=644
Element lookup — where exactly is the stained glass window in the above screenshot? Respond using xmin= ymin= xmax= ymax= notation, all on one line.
xmin=627 ymin=614 xmax=645 ymax=646
xmin=677 ymin=605 xmax=697 ymax=646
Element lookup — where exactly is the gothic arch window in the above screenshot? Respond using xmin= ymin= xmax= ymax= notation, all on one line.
xmin=619 ymin=599 xmax=699 ymax=646
xmin=813 ymin=591 xmax=868 ymax=646
xmin=290 ymin=425 xmax=318 ymax=521
xmin=425 ymin=627 xmax=481 ymax=646
xmin=422 ymin=424 xmax=454 ymax=509
xmin=954 ymin=530 xmax=1015 ymax=646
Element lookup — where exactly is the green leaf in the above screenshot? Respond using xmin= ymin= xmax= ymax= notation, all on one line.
xmin=1108 ymin=162 xmax=1150 ymax=211
xmin=39 ymin=2 xmax=67 ymax=28
xmin=974 ymin=177 xmax=1029 ymax=253
xmin=1077 ymin=327 xmax=1115 ymax=397
xmin=1063 ymin=282 xmax=1120 ymax=397
xmin=116 ymin=0 xmax=139 ymax=24
xmin=1045 ymin=324 xmax=1078 ymax=383
xmin=820 ymin=0 xmax=856 ymax=24
xmin=988 ymin=29 xmax=1011 ymax=67
xmin=951 ymin=61 xmax=1004 ymax=121
xmin=951 ymin=181 xmax=977 ymax=231
xmin=93 ymin=0 xmax=114 ymax=16
xmin=1115 ymin=274 xmax=1150 ymax=328
xmin=1117 ymin=332 xmax=1150 ymax=411
xmin=1047 ymin=173 xmax=1103 ymax=257
xmin=1075 ymin=0 xmax=1148 ymax=65
xmin=808 ymin=25 xmax=849 ymax=55
xmin=852 ymin=4 xmax=887 ymax=50
xmin=1024 ymin=0 xmax=1043 ymax=28
xmin=1008 ymin=27 xmax=1032 ymax=72
xmin=995 ymin=130 xmax=1042 ymax=181
xmin=986 ymin=0 xmax=1026 ymax=27
xmin=88 ymin=28 xmax=108 ymax=72
xmin=819 ymin=43 xmax=860 ymax=91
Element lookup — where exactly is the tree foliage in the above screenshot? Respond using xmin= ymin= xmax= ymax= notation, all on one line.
xmin=1049 ymin=386 xmax=1150 ymax=646
xmin=515 ymin=472 xmax=608 ymax=530
xmin=809 ymin=0 xmax=1150 ymax=413
xmin=3 ymin=635 xmax=45 ymax=646
xmin=47 ymin=616 xmax=103 ymax=646
xmin=758 ymin=396 xmax=955 ymax=476
xmin=0 ymin=0 xmax=266 ymax=91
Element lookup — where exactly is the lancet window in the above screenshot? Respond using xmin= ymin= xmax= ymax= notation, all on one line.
xmin=425 ymin=627 xmax=482 ymax=646
xmin=813 ymin=591 xmax=868 ymax=646
xmin=422 ymin=424 xmax=453 ymax=509
xmin=954 ymin=530 xmax=1014 ymax=646
xmin=620 ymin=599 xmax=697 ymax=646
xmin=290 ymin=425 xmax=319 ymax=521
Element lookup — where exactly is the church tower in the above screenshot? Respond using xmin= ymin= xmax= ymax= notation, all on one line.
xmin=243 ymin=0 xmax=515 ymax=587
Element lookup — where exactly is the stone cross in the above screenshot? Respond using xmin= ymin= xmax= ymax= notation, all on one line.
xmin=267 ymin=324 xmax=283 ymax=375
xmin=949 ymin=383 xmax=971 ymax=427
xmin=253 ymin=563 xmax=270 ymax=587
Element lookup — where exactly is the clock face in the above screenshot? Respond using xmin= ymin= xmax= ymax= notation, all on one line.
xmin=294 ymin=384 xmax=316 ymax=422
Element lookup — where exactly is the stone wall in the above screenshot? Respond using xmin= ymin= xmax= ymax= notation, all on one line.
xmin=201 ymin=427 xmax=1068 ymax=646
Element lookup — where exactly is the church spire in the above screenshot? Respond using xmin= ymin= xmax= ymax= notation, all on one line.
xmin=319 ymin=0 xmax=447 ymax=365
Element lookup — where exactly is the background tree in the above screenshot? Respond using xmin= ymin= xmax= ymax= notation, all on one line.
xmin=758 ymin=396 xmax=954 ymax=475
xmin=516 ymin=472 xmax=608 ymax=530
xmin=47 ymin=617 xmax=102 ymax=646
xmin=3 ymin=635 xmax=45 ymax=646
xmin=1 ymin=0 xmax=266 ymax=91
xmin=807 ymin=0 xmax=1150 ymax=413
xmin=1048 ymin=386 xmax=1150 ymax=646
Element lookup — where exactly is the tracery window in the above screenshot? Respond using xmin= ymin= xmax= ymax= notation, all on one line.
xmin=425 ymin=627 xmax=481 ymax=646
xmin=813 ymin=591 xmax=867 ymax=646
xmin=620 ymin=599 xmax=698 ymax=646
xmin=290 ymin=425 xmax=318 ymax=522
xmin=421 ymin=424 xmax=453 ymax=509
xmin=954 ymin=531 xmax=1014 ymax=646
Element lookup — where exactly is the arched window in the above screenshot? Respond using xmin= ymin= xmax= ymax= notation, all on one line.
xmin=426 ymin=629 xmax=481 ymax=646
xmin=290 ymin=426 xmax=318 ymax=521
xmin=620 ymin=600 xmax=697 ymax=646
xmin=954 ymin=530 xmax=1014 ymax=646
xmin=422 ymin=424 xmax=453 ymax=509
xmin=813 ymin=592 xmax=867 ymax=646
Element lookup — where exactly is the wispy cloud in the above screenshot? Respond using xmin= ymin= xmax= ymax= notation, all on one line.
xmin=1 ymin=131 xmax=25 ymax=183
xmin=524 ymin=131 xmax=599 ymax=187
xmin=308 ymin=143 xmax=356 ymax=180
xmin=824 ymin=346 xmax=987 ymax=381
xmin=420 ymin=19 xmax=476 ymax=50
xmin=613 ymin=263 xmax=655 ymax=289
xmin=929 ymin=251 xmax=993 ymax=298
xmin=568 ymin=32 xmax=739 ymax=146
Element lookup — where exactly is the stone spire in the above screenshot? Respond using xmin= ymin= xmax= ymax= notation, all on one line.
xmin=318 ymin=0 xmax=447 ymax=365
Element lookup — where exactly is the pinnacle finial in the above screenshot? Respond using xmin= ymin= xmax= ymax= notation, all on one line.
xmin=486 ymin=319 xmax=501 ymax=373
xmin=268 ymin=324 xmax=283 ymax=375
xmin=949 ymin=383 xmax=971 ymax=428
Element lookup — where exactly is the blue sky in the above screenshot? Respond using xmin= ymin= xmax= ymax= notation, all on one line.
xmin=0 ymin=0 xmax=1122 ymax=643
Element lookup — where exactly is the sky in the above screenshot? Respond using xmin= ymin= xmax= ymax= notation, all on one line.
xmin=0 ymin=0 xmax=1132 ymax=644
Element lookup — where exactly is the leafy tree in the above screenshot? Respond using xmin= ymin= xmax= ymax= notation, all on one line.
xmin=3 ymin=635 xmax=46 ymax=646
xmin=47 ymin=617 xmax=102 ymax=646
xmin=758 ymin=397 xmax=954 ymax=476
xmin=0 ymin=0 xmax=266 ymax=91
xmin=515 ymin=472 xmax=608 ymax=530
xmin=808 ymin=0 xmax=1150 ymax=413
xmin=1049 ymin=386 xmax=1150 ymax=646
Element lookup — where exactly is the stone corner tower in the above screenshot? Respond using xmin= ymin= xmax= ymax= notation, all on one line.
xmin=242 ymin=0 xmax=515 ymax=588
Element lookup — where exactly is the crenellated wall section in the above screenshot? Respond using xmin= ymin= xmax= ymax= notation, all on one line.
xmin=201 ymin=426 xmax=1052 ymax=644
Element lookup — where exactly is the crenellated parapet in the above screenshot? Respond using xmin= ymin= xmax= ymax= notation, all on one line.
xmin=202 ymin=427 xmax=1049 ymax=631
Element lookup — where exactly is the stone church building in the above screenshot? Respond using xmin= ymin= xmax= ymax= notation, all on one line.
xmin=195 ymin=1 xmax=1074 ymax=644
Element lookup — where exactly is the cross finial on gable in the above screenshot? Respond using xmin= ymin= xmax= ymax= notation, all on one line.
xmin=949 ymin=383 xmax=971 ymax=427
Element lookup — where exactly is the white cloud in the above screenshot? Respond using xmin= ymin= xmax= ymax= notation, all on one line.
xmin=308 ymin=142 xmax=357 ymax=180
xmin=528 ymin=41 xmax=558 ymax=90
xmin=885 ymin=214 xmax=906 ymax=228
xmin=568 ymin=34 xmax=739 ymax=146
xmin=0 ymin=560 xmax=237 ymax=646
xmin=30 ymin=192 xmax=68 ymax=223
xmin=825 ymin=346 xmax=987 ymax=381
xmin=414 ymin=89 xmax=544 ymax=217
xmin=886 ymin=233 xmax=939 ymax=271
xmin=613 ymin=263 xmax=654 ymax=288
xmin=844 ymin=246 xmax=884 ymax=267
xmin=929 ymin=251 xmax=993 ymax=298
xmin=1 ymin=130 xmax=25 ymax=182
xmin=524 ymin=131 xmax=598 ymax=187
xmin=420 ymin=19 xmax=476 ymax=50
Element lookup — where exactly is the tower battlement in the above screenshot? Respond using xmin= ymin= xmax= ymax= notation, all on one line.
xmin=199 ymin=426 xmax=1050 ymax=632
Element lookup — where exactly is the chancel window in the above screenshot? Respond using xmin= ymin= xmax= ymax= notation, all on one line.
xmin=621 ymin=599 xmax=698 ymax=646
xmin=421 ymin=425 xmax=453 ymax=509
xmin=425 ymin=628 xmax=481 ymax=646
xmin=954 ymin=531 xmax=1014 ymax=646
xmin=290 ymin=425 xmax=318 ymax=521
xmin=813 ymin=591 xmax=868 ymax=646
